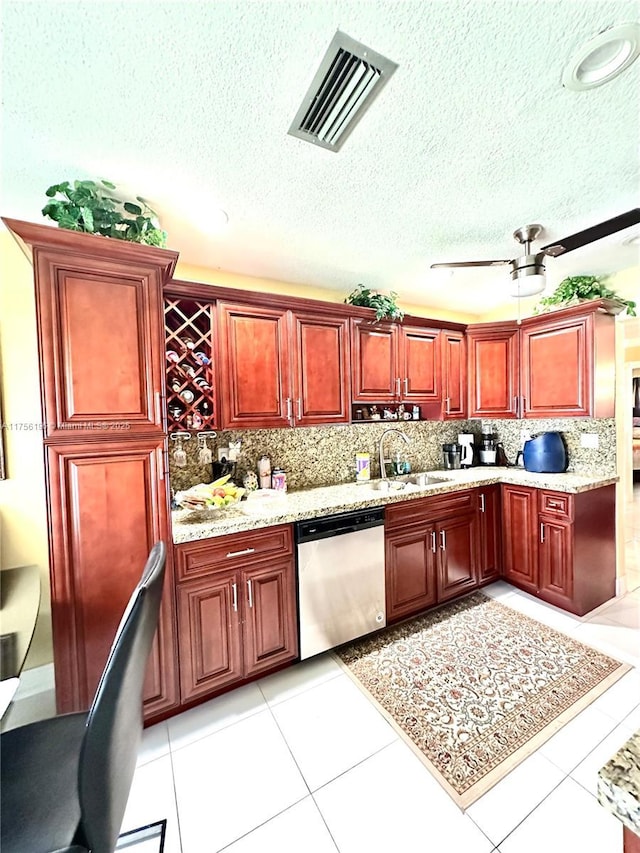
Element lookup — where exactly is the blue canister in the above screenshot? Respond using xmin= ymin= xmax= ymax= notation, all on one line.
xmin=522 ymin=432 xmax=568 ymax=473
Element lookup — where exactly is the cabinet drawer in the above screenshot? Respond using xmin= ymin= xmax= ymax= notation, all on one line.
xmin=175 ymin=524 xmax=293 ymax=581
xmin=385 ymin=489 xmax=475 ymax=529
xmin=538 ymin=491 xmax=573 ymax=521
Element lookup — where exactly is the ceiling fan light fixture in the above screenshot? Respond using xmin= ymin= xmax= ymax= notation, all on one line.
xmin=510 ymin=254 xmax=546 ymax=297
xmin=510 ymin=273 xmax=546 ymax=298
xmin=562 ymin=23 xmax=640 ymax=90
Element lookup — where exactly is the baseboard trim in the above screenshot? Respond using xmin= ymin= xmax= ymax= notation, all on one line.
xmin=16 ymin=662 xmax=55 ymax=699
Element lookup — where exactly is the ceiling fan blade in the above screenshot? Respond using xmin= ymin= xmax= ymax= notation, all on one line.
xmin=541 ymin=208 xmax=640 ymax=257
xmin=430 ymin=259 xmax=511 ymax=269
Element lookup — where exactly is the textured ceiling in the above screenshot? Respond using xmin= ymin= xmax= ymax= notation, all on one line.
xmin=2 ymin=0 xmax=639 ymax=316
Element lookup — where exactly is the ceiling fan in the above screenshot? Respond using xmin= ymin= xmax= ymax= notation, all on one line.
xmin=431 ymin=209 xmax=640 ymax=297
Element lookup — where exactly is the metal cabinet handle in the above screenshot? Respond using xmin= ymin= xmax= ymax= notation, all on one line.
xmin=548 ymin=500 xmax=560 ymax=508
xmin=297 ymin=398 xmax=302 ymax=420
xmin=226 ymin=547 xmax=256 ymax=558
xmin=431 ymin=530 xmax=437 ymax=553
xmin=157 ymin=447 xmax=165 ymax=481
xmin=440 ymin=530 xmax=446 ymax=550
xmin=155 ymin=391 xmax=163 ymax=425
xmin=480 ymin=493 xmax=485 ymax=513
xmin=404 ymin=377 xmax=409 ymax=395
xmin=521 ymin=396 xmax=526 ymax=416
xmin=396 ymin=377 xmax=401 ymax=398
xmin=247 ymin=579 xmax=253 ymax=608
xmin=286 ymin=397 xmax=292 ymax=424
xmin=445 ymin=397 xmax=451 ymax=415
xmin=540 ymin=523 xmax=545 ymax=543
xmin=232 ymin=582 xmax=238 ymax=612
xmin=514 ymin=396 xmax=519 ymax=418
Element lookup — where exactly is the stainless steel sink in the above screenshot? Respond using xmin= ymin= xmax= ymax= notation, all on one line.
xmin=367 ymin=473 xmax=452 ymax=492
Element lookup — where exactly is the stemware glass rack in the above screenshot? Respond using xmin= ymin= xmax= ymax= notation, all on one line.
xmin=164 ymin=297 xmax=215 ymax=432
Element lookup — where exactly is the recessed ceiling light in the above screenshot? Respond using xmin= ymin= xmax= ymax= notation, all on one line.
xmin=562 ymin=23 xmax=640 ymax=90
xmin=622 ymin=232 xmax=640 ymax=246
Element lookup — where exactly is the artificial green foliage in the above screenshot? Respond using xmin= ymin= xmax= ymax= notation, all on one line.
xmin=344 ymin=283 xmax=405 ymax=322
xmin=42 ymin=179 xmax=167 ymax=247
xmin=535 ymin=275 xmax=636 ymax=317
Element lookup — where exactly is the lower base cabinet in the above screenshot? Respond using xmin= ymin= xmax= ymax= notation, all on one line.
xmin=385 ymin=490 xmax=479 ymax=622
xmin=501 ymin=484 xmax=615 ymax=616
xmin=477 ymin=485 xmax=502 ymax=584
xmin=175 ymin=525 xmax=298 ymax=704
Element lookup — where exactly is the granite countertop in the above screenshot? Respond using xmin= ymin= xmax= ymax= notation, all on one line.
xmin=598 ymin=730 xmax=640 ymax=836
xmin=171 ymin=466 xmax=617 ymax=544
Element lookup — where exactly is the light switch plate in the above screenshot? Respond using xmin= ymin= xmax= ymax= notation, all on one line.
xmin=580 ymin=433 xmax=599 ymax=449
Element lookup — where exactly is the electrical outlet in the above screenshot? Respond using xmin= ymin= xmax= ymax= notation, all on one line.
xmin=520 ymin=430 xmax=531 ymax=446
xmin=580 ymin=433 xmax=599 ymax=449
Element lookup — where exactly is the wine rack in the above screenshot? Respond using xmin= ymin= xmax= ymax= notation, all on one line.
xmin=164 ymin=297 xmax=215 ymax=432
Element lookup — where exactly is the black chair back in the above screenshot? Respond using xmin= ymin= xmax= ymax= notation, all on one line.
xmin=76 ymin=541 xmax=166 ymax=853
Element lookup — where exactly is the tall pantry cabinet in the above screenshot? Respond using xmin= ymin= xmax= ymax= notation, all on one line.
xmin=3 ymin=218 xmax=180 ymax=719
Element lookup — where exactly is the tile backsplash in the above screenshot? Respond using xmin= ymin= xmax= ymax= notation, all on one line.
xmin=169 ymin=417 xmax=616 ymax=492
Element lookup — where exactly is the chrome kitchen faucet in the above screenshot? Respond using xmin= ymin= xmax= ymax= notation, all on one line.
xmin=378 ymin=428 xmax=411 ymax=480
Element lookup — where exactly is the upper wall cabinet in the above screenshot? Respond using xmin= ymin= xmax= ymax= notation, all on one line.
xmin=441 ymin=330 xmax=467 ymax=419
xmin=218 ymin=302 xmax=351 ymax=429
xmin=467 ymin=300 xmax=617 ymax=419
xmin=3 ymin=218 xmax=177 ymax=440
xmin=351 ymin=319 xmax=456 ymax=417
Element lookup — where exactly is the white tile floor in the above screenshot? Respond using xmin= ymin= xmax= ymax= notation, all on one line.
xmin=121 ymin=573 xmax=639 ymax=853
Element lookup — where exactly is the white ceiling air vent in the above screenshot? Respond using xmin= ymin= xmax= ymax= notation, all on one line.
xmin=288 ymin=31 xmax=398 ymax=152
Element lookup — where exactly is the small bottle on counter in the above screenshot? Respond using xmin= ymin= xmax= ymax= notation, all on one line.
xmin=258 ymin=455 xmax=271 ymax=489
xmin=271 ymin=468 xmax=287 ymax=492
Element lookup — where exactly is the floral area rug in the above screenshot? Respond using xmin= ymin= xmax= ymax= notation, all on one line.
xmin=335 ymin=592 xmax=630 ymax=809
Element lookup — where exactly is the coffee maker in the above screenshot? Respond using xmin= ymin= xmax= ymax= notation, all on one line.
xmin=458 ymin=433 xmax=476 ymax=468
xmin=479 ymin=430 xmax=497 ymax=465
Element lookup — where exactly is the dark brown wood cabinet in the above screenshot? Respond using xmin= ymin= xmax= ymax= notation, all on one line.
xmin=441 ymin=330 xmax=467 ymax=418
xmin=520 ymin=308 xmax=615 ymax=418
xmin=467 ymin=325 xmax=519 ymax=419
xmin=400 ymin=325 xmax=441 ymax=403
xmin=477 ymin=485 xmax=502 ymax=584
xmin=436 ymin=511 xmax=478 ymax=601
xmin=467 ymin=300 xmax=617 ymax=420
xmin=3 ymin=218 xmax=180 ymax=721
xmin=218 ymin=301 xmax=350 ymax=428
xmin=502 ymin=484 xmax=539 ymax=594
xmin=351 ymin=318 xmax=463 ymax=417
xmin=501 ymin=484 xmax=616 ymax=615
xmin=385 ymin=490 xmax=478 ymax=622
xmin=175 ymin=526 xmax=298 ymax=704
xmin=385 ymin=525 xmax=437 ymax=622
xmin=350 ymin=318 xmax=400 ymax=402
xmin=291 ymin=311 xmax=351 ymax=426
xmin=218 ymin=302 xmax=292 ymax=429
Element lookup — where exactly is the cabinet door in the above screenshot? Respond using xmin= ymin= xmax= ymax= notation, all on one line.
xmin=292 ymin=312 xmax=350 ymax=425
xmin=176 ymin=571 xmax=243 ymax=702
xmin=46 ymin=439 xmax=179 ymax=719
xmin=34 ymin=250 xmax=170 ymax=440
xmin=538 ymin=517 xmax=574 ymax=609
xmin=351 ymin=318 xmax=400 ymax=402
xmin=520 ymin=315 xmax=590 ymax=417
xmin=401 ymin=327 xmax=441 ymax=401
xmin=437 ymin=513 xmax=478 ymax=601
xmin=441 ymin=331 xmax=467 ymax=418
xmin=502 ymin=485 xmax=538 ymax=594
xmin=218 ymin=303 xmax=291 ymax=428
xmin=242 ymin=558 xmax=298 ymax=678
xmin=385 ymin=525 xmax=437 ymax=622
xmin=478 ymin=486 xmax=502 ymax=584
xmin=467 ymin=327 xmax=519 ymax=418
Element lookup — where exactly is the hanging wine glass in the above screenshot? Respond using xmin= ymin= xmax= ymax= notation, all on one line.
xmin=173 ymin=436 xmax=187 ymax=467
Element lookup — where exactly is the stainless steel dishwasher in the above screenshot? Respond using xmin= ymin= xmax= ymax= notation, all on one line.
xmin=295 ymin=507 xmax=386 ymax=660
